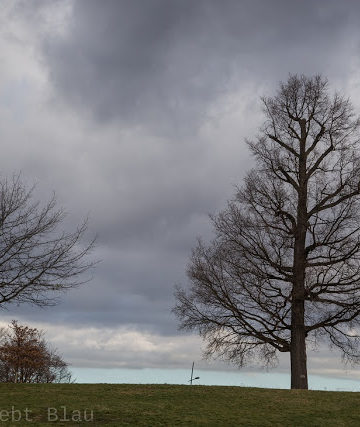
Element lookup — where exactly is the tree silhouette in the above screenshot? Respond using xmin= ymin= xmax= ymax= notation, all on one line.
xmin=0 ymin=175 xmax=95 ymax=307
xmin=174 ymin=75 xmax=360 ymax=389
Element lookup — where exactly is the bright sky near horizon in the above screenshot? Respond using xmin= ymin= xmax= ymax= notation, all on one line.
xmin=1 ymin=0 xmax=360 ymax=387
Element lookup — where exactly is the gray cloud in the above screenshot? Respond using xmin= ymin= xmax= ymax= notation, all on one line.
xmin=42 ymin=0 xmax=360 ymax=135
xmin=1 ymin=0 xmax=360 ymax=372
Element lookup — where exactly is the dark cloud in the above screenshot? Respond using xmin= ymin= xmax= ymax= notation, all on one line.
xmin=2 ymin=0 xmax=360 ymax=371
xmin=42 ymin=0 xmax=360 ymax=135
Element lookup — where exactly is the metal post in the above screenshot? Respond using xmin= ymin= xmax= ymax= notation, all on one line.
xmin=190 ymin=361 xmax=194 ymax=385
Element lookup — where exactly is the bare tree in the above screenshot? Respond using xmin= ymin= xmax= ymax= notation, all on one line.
xmin=0 ymin=175 xmax=95 ymax=307
xmin=174 ymin=75 xmax=360 ymax=389
xmin=0 ymin=320 xmax=72 ymax=383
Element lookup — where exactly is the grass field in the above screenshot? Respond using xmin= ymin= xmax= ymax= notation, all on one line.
xmin=0 ymin=383 xmax=359 ymax=426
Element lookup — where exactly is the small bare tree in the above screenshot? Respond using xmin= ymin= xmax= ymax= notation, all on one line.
xmin=0 ymin=320 xmax=72 ymax=383
xmin=0 ymin=175 xmax=95 ymax=307
xmin=174 ymin=75 xmax=360 ymax=389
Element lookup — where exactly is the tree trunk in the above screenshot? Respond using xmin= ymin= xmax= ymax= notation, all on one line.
xmin=291 ymin=248 xmax=308 ymax=389
xmin=291 ymin=118 xmax=308 ymax=390
xmin=290 ymin=298 xmax=308 ymax=389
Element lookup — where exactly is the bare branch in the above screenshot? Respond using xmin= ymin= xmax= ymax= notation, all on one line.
xmin=0 ymin=174 xmax=96 ymax=308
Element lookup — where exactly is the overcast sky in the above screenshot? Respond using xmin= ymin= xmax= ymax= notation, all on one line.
xmin=1 ymin=0 xmax=360 ymax=379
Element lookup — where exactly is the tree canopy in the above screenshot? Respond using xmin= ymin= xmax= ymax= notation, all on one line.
xmin=0 ymin=320 xmax=71 ymax=383
xmin=0 ymin=175 xmax=95 ymax=307
xmin=174 ymin=75 xmax=360 ymax=389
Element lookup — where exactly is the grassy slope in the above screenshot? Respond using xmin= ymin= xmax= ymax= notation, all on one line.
xmin=0 ymin=383 xmax=359 ymax=426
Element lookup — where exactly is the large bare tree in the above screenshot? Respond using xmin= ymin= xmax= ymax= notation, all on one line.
xmin=0 ymin=175 xmax=95 ymax=307
xmin=174 ymin=75 xmax=360 ymax=389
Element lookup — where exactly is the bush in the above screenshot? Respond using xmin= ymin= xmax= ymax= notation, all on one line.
xmin=0 ymin=321 xmax=72 ymax=383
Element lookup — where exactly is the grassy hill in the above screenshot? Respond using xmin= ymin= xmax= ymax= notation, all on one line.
xmin=1 ymin=383 xmax=359 ymax=426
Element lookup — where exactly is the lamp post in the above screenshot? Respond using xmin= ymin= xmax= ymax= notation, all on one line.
xmin=188 ymin=361 xmax=200 ymax=385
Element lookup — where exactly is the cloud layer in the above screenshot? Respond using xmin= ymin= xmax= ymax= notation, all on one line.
xmin=43 ymin=1 xmax=360 ymax=133
xmin=1 ymin=0 xmax=360 ymax=376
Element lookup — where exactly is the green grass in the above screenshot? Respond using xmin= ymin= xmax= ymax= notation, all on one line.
xmin=0 ymin=383 xmax=359 ymax=426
